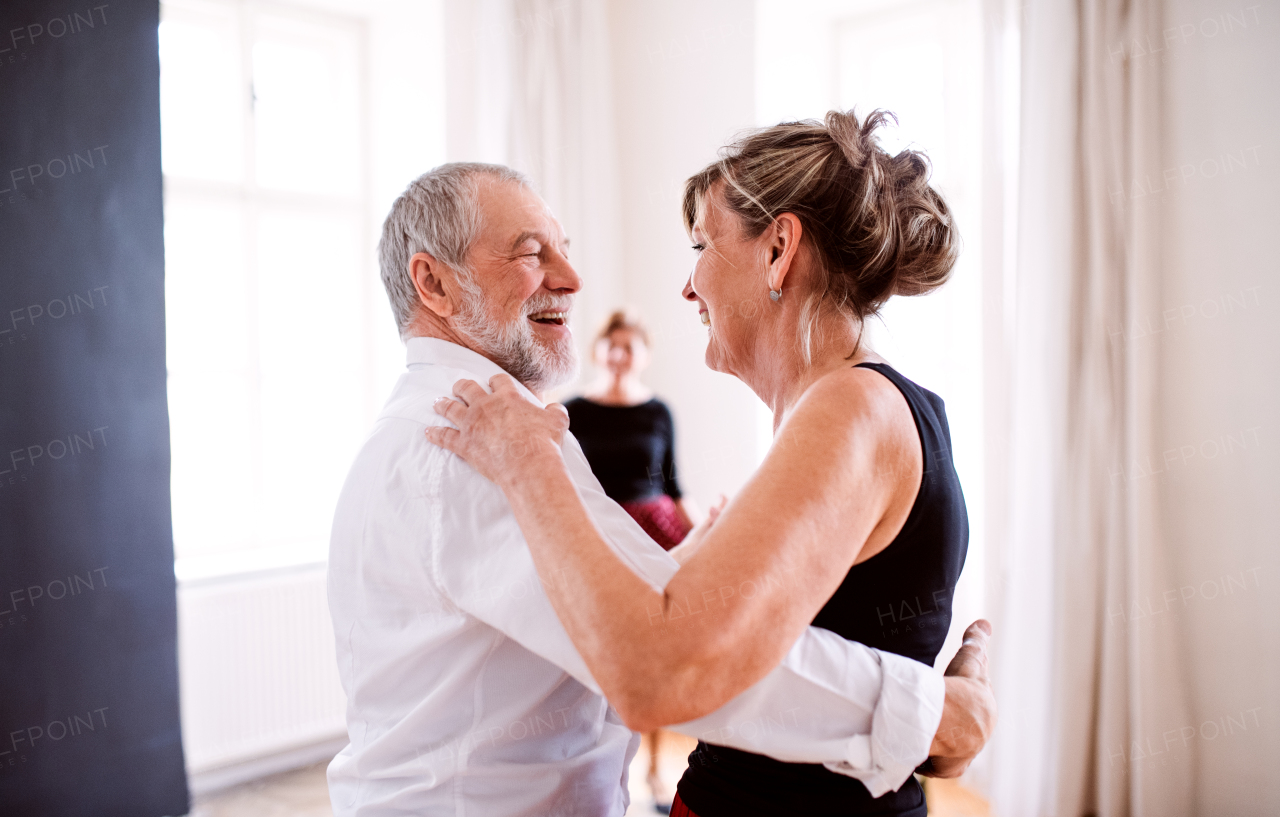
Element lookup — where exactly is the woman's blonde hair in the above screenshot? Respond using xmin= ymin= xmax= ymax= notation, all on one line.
xmin=682 ymin=109 xmax=958 ymax=359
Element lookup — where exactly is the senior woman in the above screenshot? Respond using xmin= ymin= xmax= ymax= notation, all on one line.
xmin=567 ymin=309 xmax=699 ymax=550
xmin=427 ymin=110 xmax=988 ymax=816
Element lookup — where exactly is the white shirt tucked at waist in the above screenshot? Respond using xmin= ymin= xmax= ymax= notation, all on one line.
xmin=326 ymin=337 xmax=944 ymax=817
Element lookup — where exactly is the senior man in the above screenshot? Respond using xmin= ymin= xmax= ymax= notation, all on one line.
xmin=326 ymin=162 xmax=994 ymax=816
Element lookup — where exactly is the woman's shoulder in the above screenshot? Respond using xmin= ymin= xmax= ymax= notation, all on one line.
xmin=804 ymin=362 xmax=906 ymax=411
xmin=786 ymin=364 xmax=917 ymax=449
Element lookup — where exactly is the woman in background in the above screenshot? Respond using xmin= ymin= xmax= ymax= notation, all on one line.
xmin=565 ymin=310 xmax=699 ymax=549
xmin=565 ymin=309 xmax=700 ymax=812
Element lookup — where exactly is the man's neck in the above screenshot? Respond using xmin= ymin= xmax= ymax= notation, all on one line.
xmin=405 ymin=320 xmax=544 ymax=401
xmin=406 ymin=311 xmax=470 ymax=349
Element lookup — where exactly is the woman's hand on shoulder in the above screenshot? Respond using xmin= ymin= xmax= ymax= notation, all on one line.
xmin=426 ymin=374 xmax=569 ymax=488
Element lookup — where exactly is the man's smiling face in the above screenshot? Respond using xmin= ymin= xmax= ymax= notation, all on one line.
xmin=450 ymin=177 xmax=582 ymax=392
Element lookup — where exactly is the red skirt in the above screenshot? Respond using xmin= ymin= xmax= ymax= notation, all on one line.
xmin=620 ymin=494 xmax=690 ymax=551
xmin=670 ymin=793 xmax=700 ymax=817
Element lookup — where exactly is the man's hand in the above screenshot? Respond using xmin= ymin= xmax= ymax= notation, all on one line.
xmin=920 ymin=619 xmax=996 ymax=778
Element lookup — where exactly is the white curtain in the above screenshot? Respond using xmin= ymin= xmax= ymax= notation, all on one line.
xmin=985 ymin=0 xmax=1279 ymax=814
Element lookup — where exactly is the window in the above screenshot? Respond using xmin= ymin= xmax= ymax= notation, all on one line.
xmin=161 ymin=0 xmax=374 ymax=577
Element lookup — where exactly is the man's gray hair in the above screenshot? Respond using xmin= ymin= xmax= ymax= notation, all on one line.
xmin=378 ymin=162 xmax=531 ymax=337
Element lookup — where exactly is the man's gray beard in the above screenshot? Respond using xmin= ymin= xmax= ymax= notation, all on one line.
xmin=452 ymin=286 xmax=579 ymax=393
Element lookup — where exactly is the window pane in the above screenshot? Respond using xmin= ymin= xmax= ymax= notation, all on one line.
xmin=159 ymin=7 xmax=244 ymax=182
xmin=165 ymin=198 xmax=257 ymax=557
xmin=161 ymin=1 xmax=372 ymax=568
xmin=164 ymin=196 xmax=252 ymax=369
xmin=252 ymin=16 xmax=361 ymax=196
xmin=254 ymin=208 xmax=364 ymax=550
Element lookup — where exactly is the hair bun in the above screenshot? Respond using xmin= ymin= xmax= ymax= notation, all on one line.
xmin=824 ymin=108 xmax=957 ymax=301
xmin=824 ymin=109 xmax=895 ymax=177
xmin=883 ymin=146 xmax=957 ymax=297
xmin=683 ymin=108 xmax=958 ymax=359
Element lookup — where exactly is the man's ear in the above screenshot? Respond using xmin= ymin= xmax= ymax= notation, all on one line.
xmin=765 ymin=213 xmax=804 ymax=293
xmin=410 ymin=252 xmax=459 ymax=318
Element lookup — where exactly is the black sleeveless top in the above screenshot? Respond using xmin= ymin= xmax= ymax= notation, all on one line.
xmin=676 ymin=363 xmax=969 ymax=817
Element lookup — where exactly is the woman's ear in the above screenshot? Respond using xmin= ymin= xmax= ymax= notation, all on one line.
xmin=766 ymin=213 xmax=804 ymax=293
xmin=410 ymin=252 xmax=459 ymax=318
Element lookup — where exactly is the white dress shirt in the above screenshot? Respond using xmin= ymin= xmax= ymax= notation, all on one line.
xmin=326 ymin=337 xmax=944 ymax=817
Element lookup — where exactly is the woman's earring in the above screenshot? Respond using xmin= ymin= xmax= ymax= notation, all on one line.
xmin=769 ymin=289 xmax=782 ymax=302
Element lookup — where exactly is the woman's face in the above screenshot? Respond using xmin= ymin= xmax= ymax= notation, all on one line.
xmin=594 ymin=328 xmax=649 ymax=379
xmin=682 ymin=190 xmax=770 ymax=376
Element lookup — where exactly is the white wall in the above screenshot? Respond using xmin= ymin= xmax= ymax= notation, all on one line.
xmin=606 ymin=0 xmax=764 ymax=504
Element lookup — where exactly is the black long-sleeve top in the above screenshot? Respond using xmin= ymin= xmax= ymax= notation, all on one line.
xmin=564 ymin=397 xmax=682 ymax=504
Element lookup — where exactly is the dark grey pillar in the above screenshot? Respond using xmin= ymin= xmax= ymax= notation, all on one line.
xmin=0 ymin=1 xmax=189 ymax=814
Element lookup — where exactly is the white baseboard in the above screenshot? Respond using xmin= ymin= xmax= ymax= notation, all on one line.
xmin=188 ymin=734 xmax=348 ymax=797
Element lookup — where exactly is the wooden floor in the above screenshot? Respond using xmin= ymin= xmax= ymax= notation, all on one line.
xmin=189 ymin=736 xmax=991 ymax=816
xmin=922 ymin=777 xmax=994 ymax=817
xmin=189 ymin=762 xmax=334 ymax=817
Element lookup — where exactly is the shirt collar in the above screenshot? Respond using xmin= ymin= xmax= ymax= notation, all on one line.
xmin=404 ymin=337 xmax=542 ymax=404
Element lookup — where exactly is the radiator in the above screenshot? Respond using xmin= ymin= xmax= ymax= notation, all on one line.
xmin=177 ymin=564 xmax=348 ymax=777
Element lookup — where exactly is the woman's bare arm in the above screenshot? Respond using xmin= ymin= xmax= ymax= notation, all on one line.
xmin=427 ymin=369 xmax=920 ymax=731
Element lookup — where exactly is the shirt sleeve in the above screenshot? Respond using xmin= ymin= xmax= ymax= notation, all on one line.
xmin=667 ymin=630 xmax=945 ymax=797
xmin=425 ymin=437 xmax=606 ymax=695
